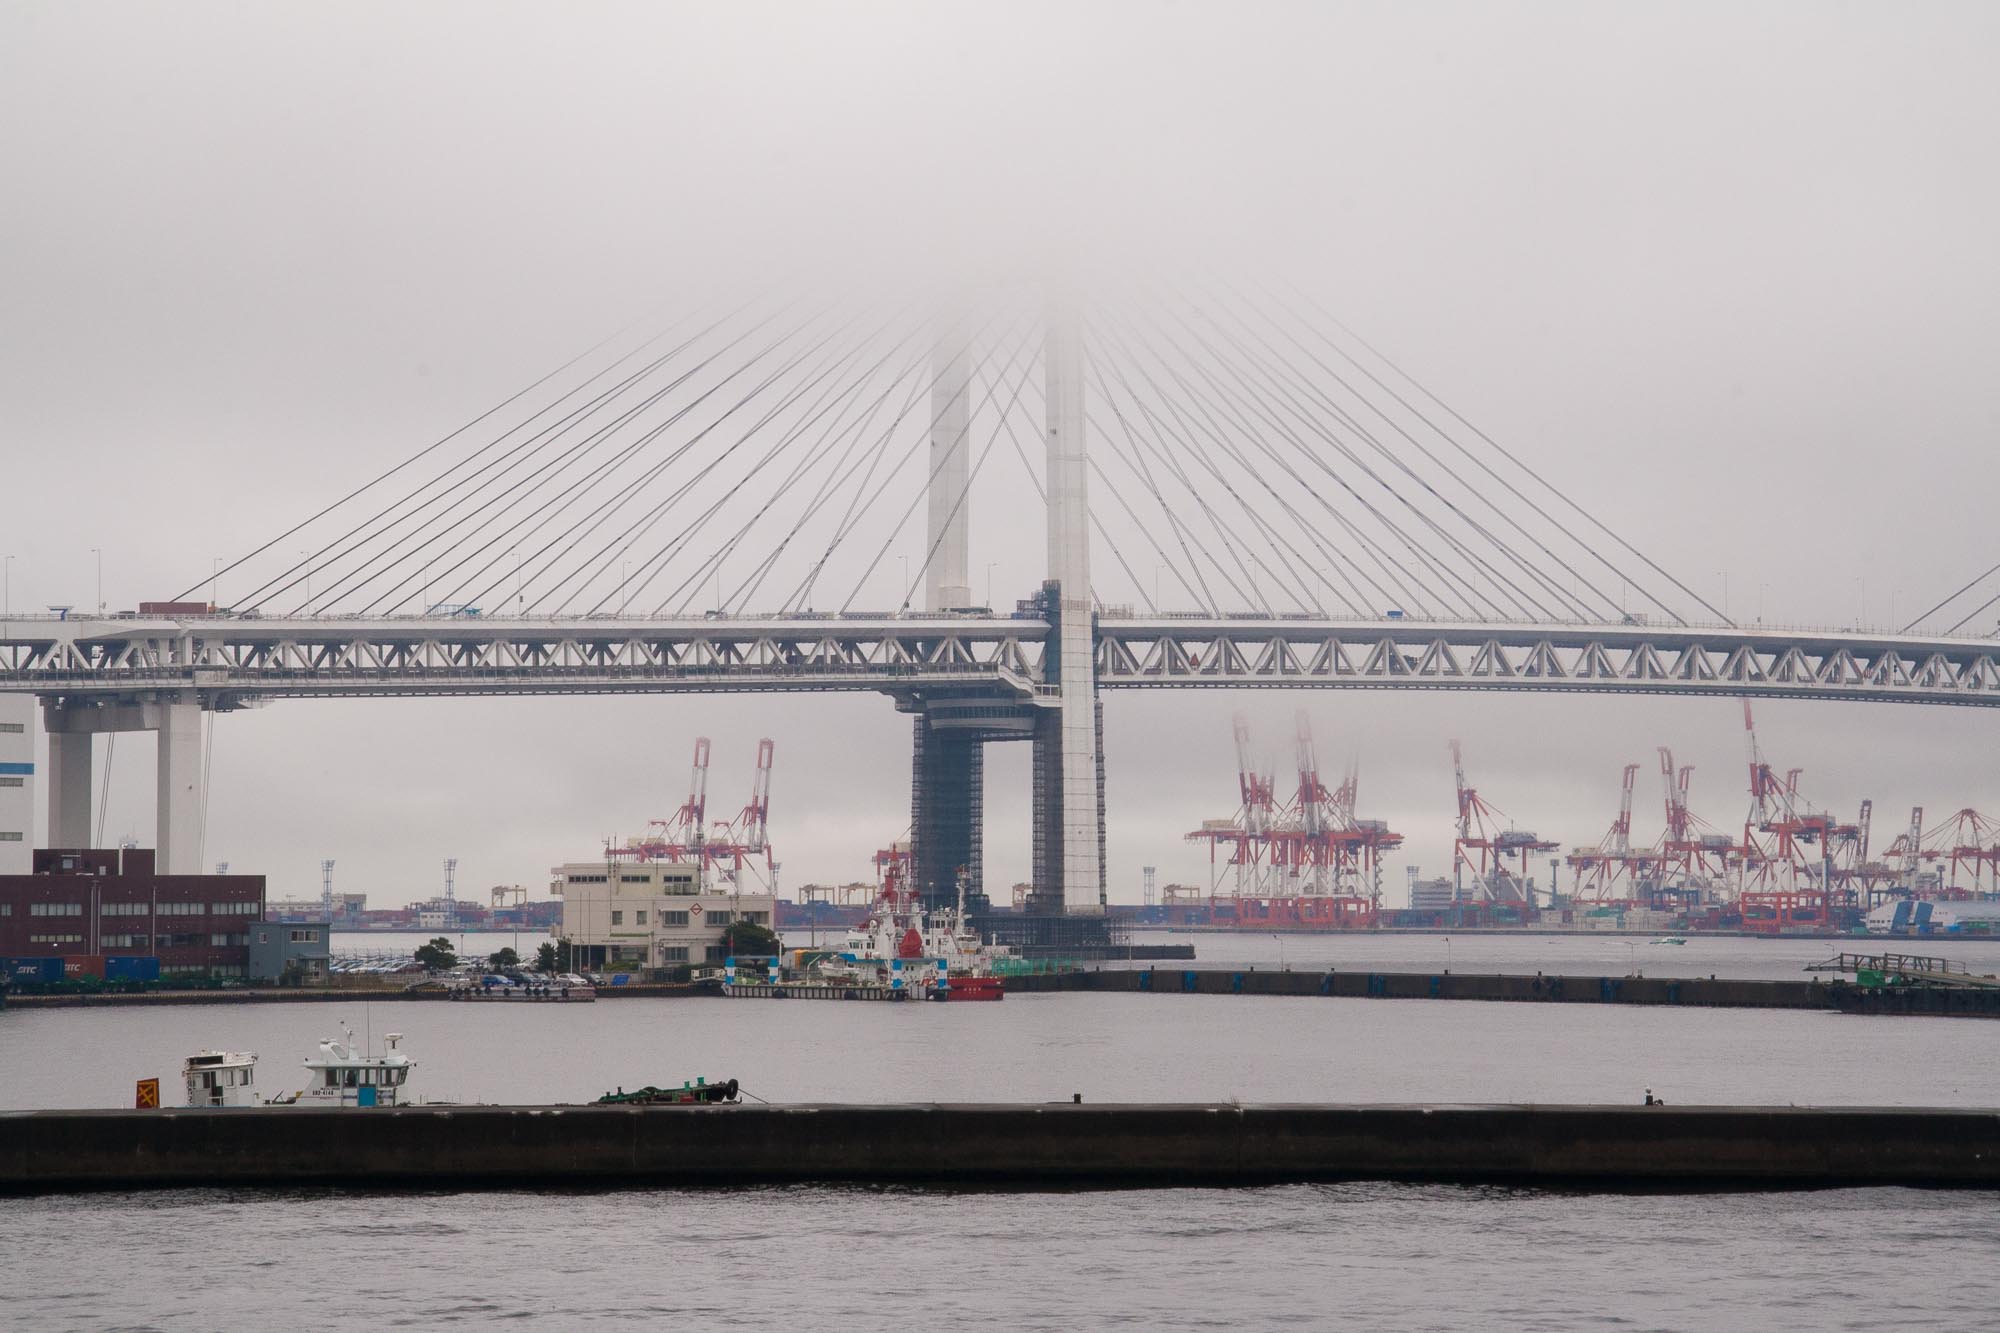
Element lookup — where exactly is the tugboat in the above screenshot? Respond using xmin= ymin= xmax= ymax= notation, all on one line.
xmin=806 ymin=865 xmax=1009 ymax=1000
xmin=179 ymin=1026 xmax=419 ymax=1107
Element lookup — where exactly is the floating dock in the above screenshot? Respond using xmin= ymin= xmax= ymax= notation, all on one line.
xmin=3 ymin=1102 xmax=1997 ymax=1194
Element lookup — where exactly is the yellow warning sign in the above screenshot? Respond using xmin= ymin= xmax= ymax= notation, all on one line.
xmin=135 ymin=1078 xmax=160 ymax=1109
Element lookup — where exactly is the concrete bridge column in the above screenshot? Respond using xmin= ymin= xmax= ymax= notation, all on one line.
xmin=44 ymin=694 xmax=207 ymax=873
xmin=155 ymin=696 xmax=203 ymax=875
xmin=46 ymin=731 xmax=92 ymax=849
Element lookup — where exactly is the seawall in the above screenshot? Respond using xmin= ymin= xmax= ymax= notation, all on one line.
xmin=3 ymin=1103 xmax=1996 ymax=1194
xmin=1007 ymin=967 xmax=2000 ymax=1016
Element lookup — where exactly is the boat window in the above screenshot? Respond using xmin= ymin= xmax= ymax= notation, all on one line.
xmin=343 ymin=1069 xmax=357 ymax=1087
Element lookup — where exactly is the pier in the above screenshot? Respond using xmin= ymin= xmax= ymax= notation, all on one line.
xmin=1004 ymin=966 xmax=2000 ymax=1015
xmin=4 ymin=1102 xmax=1997 ymax=1194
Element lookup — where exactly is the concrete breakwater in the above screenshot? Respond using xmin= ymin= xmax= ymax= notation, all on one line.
xmin=4 ymin=1103 xmax=1997 ymax=1194
xmin=1008 ymin=967 xmax=2000 ymax=1016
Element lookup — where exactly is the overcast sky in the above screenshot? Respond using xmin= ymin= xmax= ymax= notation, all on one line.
xmin=4 ymin=1 xmax=1998 ymax=906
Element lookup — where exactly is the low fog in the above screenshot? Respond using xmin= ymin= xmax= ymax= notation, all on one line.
xmin=4 ymin=2 xmax=1997 ymax=903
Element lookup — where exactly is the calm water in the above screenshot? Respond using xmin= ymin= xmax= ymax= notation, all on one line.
xmin=3 ymin=1182 xmax=1997 ymax=1330
xmin=7 ymin=954 xmax=1998 ymax=1329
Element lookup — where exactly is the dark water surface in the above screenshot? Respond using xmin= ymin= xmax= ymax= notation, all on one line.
xmin=4 ymin=1182 xmax=1997 ymax=1330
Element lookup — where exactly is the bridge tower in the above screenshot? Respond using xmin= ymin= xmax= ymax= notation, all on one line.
xmin=1032 ymin=301 xmax=1106 ymax=916
xmin=906 ymin=304 xmax=1105 ymax=923
xmin=910 ymin=328 xmax=991 ymax=912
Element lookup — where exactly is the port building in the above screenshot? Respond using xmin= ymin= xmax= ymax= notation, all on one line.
xmin=0 ymin=694 xmax=31 ymax=875
xmin=0 ymin=846 xmax=267 ymax=980
xmin=551 ymin=858 xmax=775 ymax=971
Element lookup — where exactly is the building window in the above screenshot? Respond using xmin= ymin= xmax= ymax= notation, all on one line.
xmin=610 ymin=910 xmax=623 ymax=926
xmin=0 ymin=904 xmax=9 ymax=916
xmin=288 ymin=929 xmax=319 ymax=943
xmin=664 ymin=880 xmax=697 ymax=896
xmin=210 ymin=902 xmax=258 ymax=916
xmin=101 ymin=934 xmax=150 ymax=949
xmin=157 ymin=902 xmax=204 ymax=916
xmin=740 ymin=911 xmax=768 ymax=925
xmin=209 ymin=933 xmax=248 ymax=947
xmin=258 ymin=931 xmax=270 ymax=943
xmin=635 ymin=910 xmax=647 ymax=925
xmin=0 ymin=832 xmax=24 ymax=842
xmin=0 ymin=721 xmax=23 ymax=733
xmin=567 ymin=873 xmax=608 ymax=884
xmin=705 ymin=944 xmax=728 ymax=963
xmin=102 ymin=901 xmax=149 ymax=916
xmin=29 ymin=933 xmax=84 ymax=945
xmin=620 ymin=873 xmax=650 ymax=884
xmin=0 ymin=776 xmax=21 ymax=787
xmin=661 ymin=910 xmax=689 ymax=927
xmin=30 ymin=902 xmax=83 ymax=917
xmin=659 ymin=946 xmax=689 ymax=962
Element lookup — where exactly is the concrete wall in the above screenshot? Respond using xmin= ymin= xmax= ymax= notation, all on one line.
xmin=4 ymin=1103 xmax=1997 ymax=1194
xmin=0 ymin=694 xmax=32 ymax=874
xmin=1008 ymin=967 xmax=1864 ymax=1010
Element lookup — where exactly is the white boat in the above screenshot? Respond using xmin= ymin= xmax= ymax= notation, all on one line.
xmin=180 ymin=1026 xmax=418 ymax=1107
xmin=798 ymin=866 xmax=1011 ymax=999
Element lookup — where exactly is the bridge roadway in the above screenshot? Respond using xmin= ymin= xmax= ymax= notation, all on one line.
xmin=0 ymin=611 xmax=1997 ymax=708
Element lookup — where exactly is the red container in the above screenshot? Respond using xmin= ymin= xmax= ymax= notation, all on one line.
xmin=61 ymin=954 xmax=105 ymax=980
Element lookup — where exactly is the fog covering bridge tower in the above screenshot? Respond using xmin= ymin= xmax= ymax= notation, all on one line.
xmin=908 ymin=303 xmax=1105 ymax=924
xmin=1033 ymin=300 xmax=1106 ymax=916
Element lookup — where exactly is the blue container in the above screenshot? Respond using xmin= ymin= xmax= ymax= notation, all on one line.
xmin=3 ymin=957 xmax=66 ymax=984
xmin=105 ymin=956 xmax=160 ymax=982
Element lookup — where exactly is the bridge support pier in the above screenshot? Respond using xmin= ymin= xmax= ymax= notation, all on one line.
xmin=1030 ymin=697 xmax=1105 ymax=915
xmin=43 ymin=694 xmax=206 ymax=874
xmin=46 ymin=730 xmax=92 ymax=849
xmin=910 ymin=717 xmax=984 ymax=912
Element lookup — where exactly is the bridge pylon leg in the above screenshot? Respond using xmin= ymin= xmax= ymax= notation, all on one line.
xmin=155 ymin=695 xmax=203 ymax=875
xmin=46 ymin=730 xmax=92 ymax=849
xmin=910 ymin=716 xmax=985 ymax=913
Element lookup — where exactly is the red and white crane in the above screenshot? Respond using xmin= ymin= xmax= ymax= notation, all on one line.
xmin=1450 ymin=740 xmax=1555 ymax=910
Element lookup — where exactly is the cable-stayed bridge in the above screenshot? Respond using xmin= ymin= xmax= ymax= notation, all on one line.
xmin=2 ymin=283 xmax=1993 ymax=916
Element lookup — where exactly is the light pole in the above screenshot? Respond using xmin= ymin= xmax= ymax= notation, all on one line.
xmin=985 ymin=562 xmax=997 ymax=610
xmin=300 ymin=549 xmax=312 ymax=614
xmin=1271 ymin=932 xmax=1286 ymax=970
xmin=1716 ymin=571 xmax=1728 ymax=622
xmin=91 ymin=547 xmax=102 ymax=615
xmin=4 ymin=553 xmax=15 ymax=626
xmin=1444 ymin=934 xmax=1452 ymax=973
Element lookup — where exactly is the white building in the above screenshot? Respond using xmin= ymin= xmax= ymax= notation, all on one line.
xmin=551 ymin=859 xmax=775 ymax=971
xmin=0 ymin=694 xmax=33 ymax=874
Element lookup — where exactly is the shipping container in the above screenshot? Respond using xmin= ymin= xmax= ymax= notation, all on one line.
xmin=105 ymin=956 xmax=161 ymax=982
xmin=61 ymin=954 xmax=106 ymax=980
xmin=2 ymin=957 xmax=66 ymax=984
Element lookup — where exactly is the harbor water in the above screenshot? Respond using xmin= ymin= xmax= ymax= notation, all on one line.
xmin=4 ymin=1181 xmax=1997 ymax=1330
xmin=6 ymin=931 xmax=1997 ymax=1328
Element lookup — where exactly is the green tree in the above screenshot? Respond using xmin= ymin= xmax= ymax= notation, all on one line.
xmin=719 ymin=919 xmax=781 ymax=958
xmin=488 ymin=946 xmax=520 ymax=969
xmin=535 ymin=941 xmax=560 ymax=973
xmin=414 ymin=936 xmax=458 ymax=970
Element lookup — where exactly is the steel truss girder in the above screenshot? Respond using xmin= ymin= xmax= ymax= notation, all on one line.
xmin=2 ymin=614 xmax=1998 ymax=707
xmin=1093 ymin=621 xmax=2000 ymax=707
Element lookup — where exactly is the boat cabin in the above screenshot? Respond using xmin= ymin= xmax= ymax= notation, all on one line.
xmin=301 ymin=1030 xmax=415 ymax=1106
xmin=183 ymin=1050 xmax=261 ymax=1108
